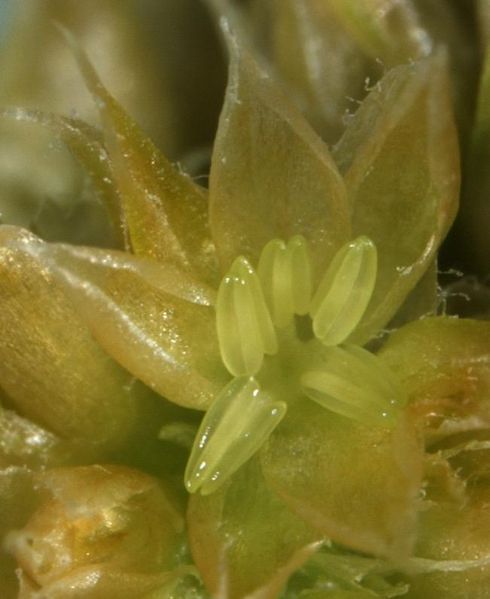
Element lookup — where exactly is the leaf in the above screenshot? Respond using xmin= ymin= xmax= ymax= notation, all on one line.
xmin=61 ymin=27 xmax=218 ymax=285
xmin=0 ymin=226 xmax=143 ymax=448
xmin=9 ymin=230 xmax=227 ymax=411
xmin=187 ymin=458 xmax=320 ymax=599
xmin=334 ymin=54 xmax=459 ymax=344
xmin=379 ymin=317 xmax=490 ymax=435
xmin=261 ymin=400 xmax=422 ymax=559
xmin=209 ymin=21 xmax=350 ymax=279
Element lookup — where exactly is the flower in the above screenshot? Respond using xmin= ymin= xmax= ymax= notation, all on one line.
xmin=185 ymin=234 xmax=408 ymax=495
xmin=2 ymin=12 xmax=490 ymax=599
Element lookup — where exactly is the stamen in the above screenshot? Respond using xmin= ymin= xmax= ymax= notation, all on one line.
xmin=310 ymin=236 xmax=377 ymax=346
xmin=188 ymin=234 xmax=403 ymax=494
xmin=216 ymin=256 xmax=277 ymax=376
xmin=342 ymin=345 xmax=405 ymax=404
xmin=258 ymin=235 xmax=312 ymax=328
xmin=185 ymin=377 xmax=286 ymax=495
xmin=301 ymin=345 xmax=406 ymax=426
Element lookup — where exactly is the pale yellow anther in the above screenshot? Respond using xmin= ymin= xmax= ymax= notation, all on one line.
xmin=301 ymin=345 xmax=406 ymax=426
xmin=258 ymin=235 xmax=312 ymax=328
xmin=310 ymin=236 xmax=377 ymax=346
xmin=184 ymin=377 xmax=286 ymax=495
xmin=216 ymin=256 xmax=277 ymax=377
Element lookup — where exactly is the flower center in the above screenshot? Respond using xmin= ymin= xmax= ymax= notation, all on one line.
xmin=216 ymin=235 xmax=378 ymax=377
xmin=185 ymin=236 xmax=406 ymax=495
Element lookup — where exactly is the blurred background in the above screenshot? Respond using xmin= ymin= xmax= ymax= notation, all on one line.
xmin=0 ymin=0 xmax=227 ymax=246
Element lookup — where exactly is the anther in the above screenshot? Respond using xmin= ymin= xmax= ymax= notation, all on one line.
xmin=185 ymin=377 xmax=286 ymax=494
xmin=310 ymin=236 xmax=377 ymax=346
xmin=301 ymin=345 xmax=406 ymax=425
xmin=216 ymin=256 xmax=277 ymax=377
xmin=258 ymin=235 xmax=312 ymax=328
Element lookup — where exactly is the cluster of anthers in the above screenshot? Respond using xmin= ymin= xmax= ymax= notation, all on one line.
xmin=185 ymin=236 xmax=406 ymax=495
